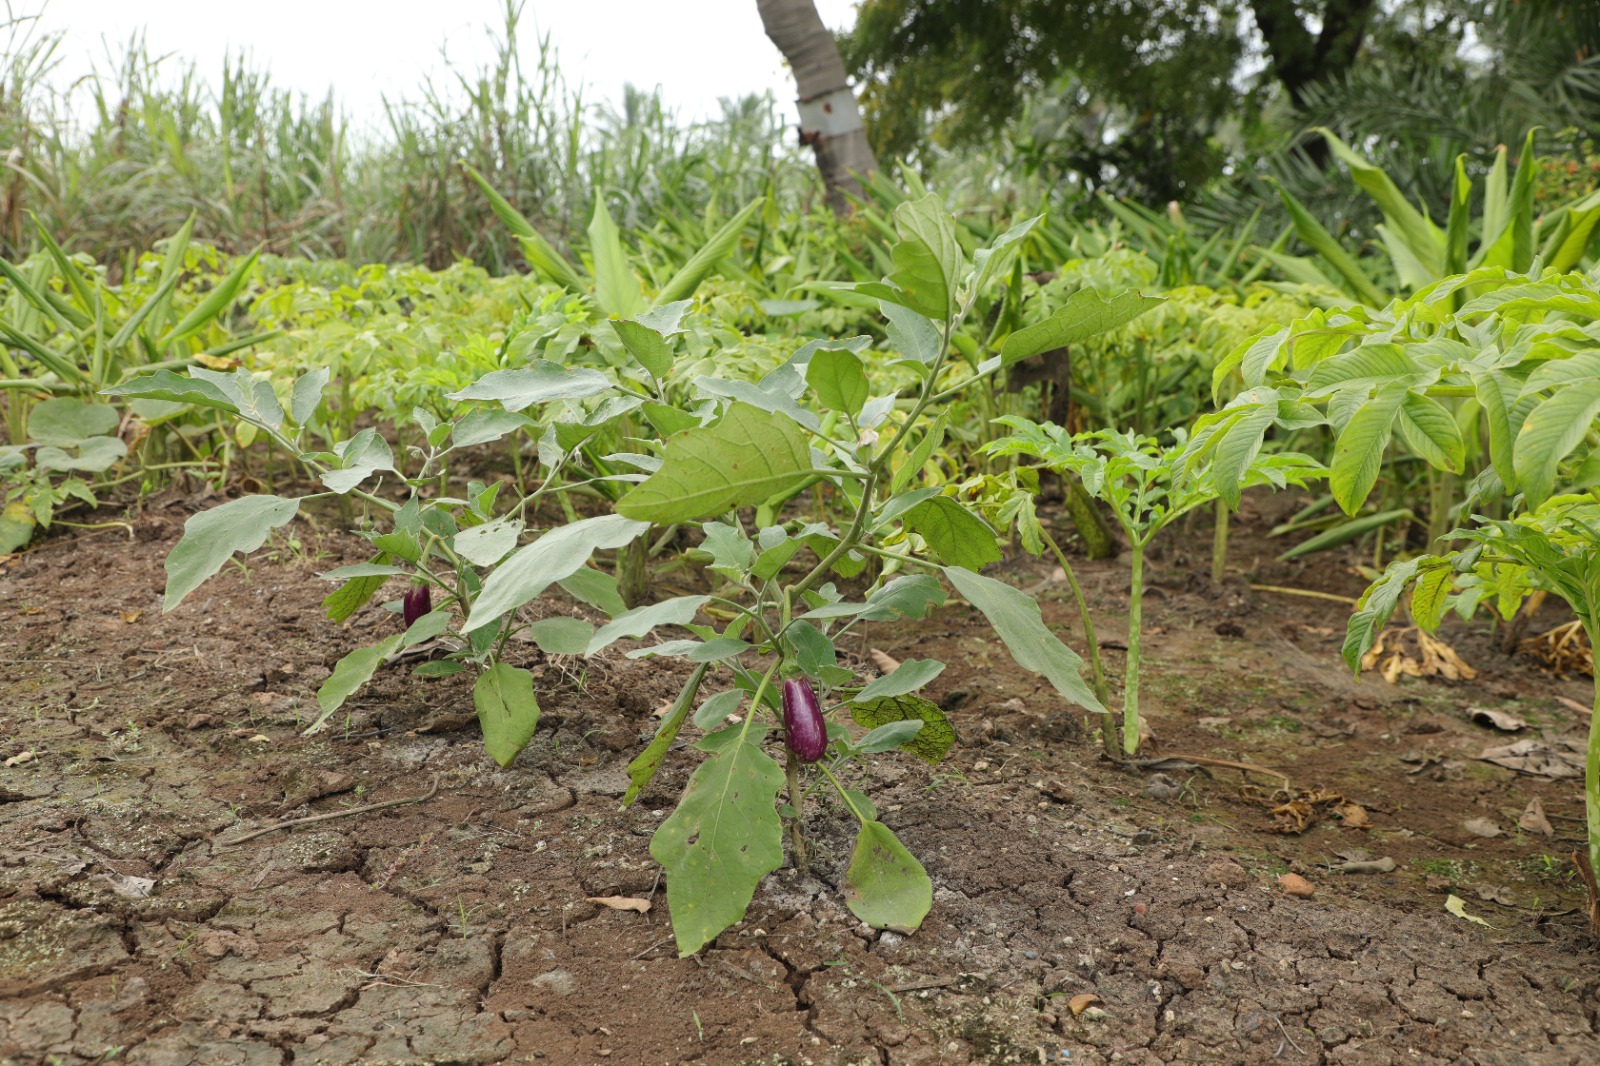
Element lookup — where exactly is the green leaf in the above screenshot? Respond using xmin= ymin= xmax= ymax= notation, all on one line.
xmin=587 ymin=595 xmax=709 ymax=656
xmin=1410 ymin=564 xmax=1454 ymax=632
xmin=558 ymin=567 xmax=628 ymax=617
xmin=323 ymin=572 xmax=388 ymax=624
xmin=414 ymin=661 xmax=466 ymax=678
xmin=588 ymin=196 xmax=644 ymax=317
xmin=971 ymin=214 xmax=1041 ymax=296
xmin=1397 ymin=392 xmax=1465 ymax=473
xmin=1209 ymin=399 xmax=1278 ymax=510
xmin=848 ymin=693 xmax=955 ymax=763
xmin=1000 ymin=289 xmax=1162 ymax=367
xmin=857 ymin=659 xmax=945 ymax=702
xmin=843 ymin=821 xmax=932 ymax=933
xmin=882 ymin=303 xmax=942 ymax=365
xmin=463 ymin=514 xmax=650 ymax=633
xmin=164 ymin=495 xmax=300 ymax=610
xmin=623 ymin=664 xmax=708 ymax=808
xmin=1269 ymin=179 xmax=1386 ymax=306
xmin=305 ymin=635 xmax=405 ymax=734
xmin=944 ymin=567 xmax=1103 ymax=713
xmin=857 ymin=193 xmax=963 ymax=320
xmin=447 ymin=362 xmax=613 ymax=412
xmin=1342 ymin=556 xmax=1428 ymax=671
xmin=474 ymin=663 xmax=541 ymax=767
xmin=693 ymin=689 xmax=744 ymax=730
xmin=657 ymin=198 xmax=761 ymax=306
xmin=524 ymin=617 xmax=594 ymax=655
xmin=779 ymin=619 xmax=831 ymax=675
xmin=1513 ymin=380 xmax=1600 ymax=508
xmin=160 ymin=248 xmax=259 ymax=345
xmin=462 ymin=164 xmax=585 ymax=290
xmin=452 ymin=409 xmax=535 ymax=448
xmin=290 ymin=368 xmax=329 ymax=427
xmin=617 ymin=402 xmax=812 ymax=524
xmin=806 ymin=347 xmax=870 ymax=418
xmin=892 ymin=411 xmax=947 ymax=493
xmin=0 ymin=500 xmax=36 ymax=553
xmin=857 ymin=721 xmax=925 ymax=753
xmin=1329 ymin=383 xmax=1406 ymax=514
xmin=612 ymin=318 xmax=674 ymax=379
xmin=454 ymin=516 xmax=523 ymax=568
xmin=651 ymin=727 xmax=785 ymax=955
xmin=902 ymin=496 xmax=1001 ymax=571
xmin=102 ymin=369 xmax=238 ymax=413
xmin=34 ymin=436 xmax=126 ymax=474
xmin=322 ymin=428 xmax=397 ymax=494
xmin=27 ymin=399 xmax=117 ymax=446
xmin=1316 ymin=128 xmax=1443 ymax=278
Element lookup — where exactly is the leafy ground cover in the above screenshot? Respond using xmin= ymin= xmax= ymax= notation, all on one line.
xmin=2 ymin=488 xmax=1598 ymax=1065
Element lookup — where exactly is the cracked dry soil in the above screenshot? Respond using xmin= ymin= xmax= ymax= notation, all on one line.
xmin=3 ymin=491 xmax=1600 ymax=1065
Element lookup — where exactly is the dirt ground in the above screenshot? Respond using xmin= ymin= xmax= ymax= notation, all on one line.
xmin=3 ymin=487 xmax=1599 ymax=1066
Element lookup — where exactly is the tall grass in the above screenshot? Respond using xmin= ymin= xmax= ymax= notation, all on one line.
xmin=1 ymin=1 xmax=813 ymax=271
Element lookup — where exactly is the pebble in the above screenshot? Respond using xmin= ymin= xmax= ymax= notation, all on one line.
xmin=1278 ymin=873 xmax=1315 ymax=898
xmin=1204 ymin=859 xmax=1249 ymax=887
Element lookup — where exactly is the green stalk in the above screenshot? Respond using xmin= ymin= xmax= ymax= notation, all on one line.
xmin=1040 ymin=528 xmax=1116 ymax=756
xmin=1123 ymin=540 xmax=1145 ymax=755
xmin=1211 ymin=498 xmax=1229 ymax=585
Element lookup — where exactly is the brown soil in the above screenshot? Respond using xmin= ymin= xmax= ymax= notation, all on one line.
xmin=3 ymin=489 xmax=1599 ymax=1066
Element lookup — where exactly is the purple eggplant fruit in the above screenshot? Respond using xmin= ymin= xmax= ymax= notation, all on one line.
xmin=782 ymin=678 xmax=827 ymax=763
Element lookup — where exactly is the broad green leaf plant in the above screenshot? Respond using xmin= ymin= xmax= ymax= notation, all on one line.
xmin=1203 ymin=265 xmax=1600 ymax=929
xmin=114 ymin=194 xmax=1158 ymax=957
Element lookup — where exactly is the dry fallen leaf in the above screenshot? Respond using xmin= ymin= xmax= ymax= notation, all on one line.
xmin=585 ymin=896 xmax=651 ymax=914
xmin=1067 ymin=993 xmax=1102 ymax=1017
xmin=1462 ymin=817 xmax=1502 ymax=839
xmin=1328 ymin=856 xmax=1396 ymax=874
xmin=1477 ymin=737 xmax=1585 ymax=778
xmin=100 ymin=873 xmax=156 ymax=899
xmin=1333 ymin=801 xmax=1371 ymax=828
xmin=869 ymin=649 xmax=901 ymax=674
xmin=1474 ymin=884 xmax=1517 ymax=906
xmin=651 ymin=700 xmax=673 ymax=719
xmin=4 ymin=751 xmax=36 ymax=767
xmin=119 ymin=610 xmax=142 ymax=624
xmin=1467 ymin=707 xmax=1526 ymax=732
xmin=1518 ymin=797 xmax=1554 ymax=837
xmin=1278 ymin=873 xmax=1315 ymax=897
xmin=1445 ymin=894 xmax=1493 ymax=927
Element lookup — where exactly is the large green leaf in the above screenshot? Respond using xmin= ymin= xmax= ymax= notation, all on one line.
xmin=651 ymin=727 xmax=785 ymax=956
xmin=102 ymin=369 xmax=238 ymax=413
xmin=1317 ymin=128 xmax=1443 ymax=278
xmin=901 ymin=496 xmax=1001 ymax=571
xmin=322 ymin=428 xmax=397 ymax=494
xmin=586 ymin=595 xmax=709 ymax=656
xmin=943 ymin=567 xmax=1104 ymax=713
xmin=1513 ymin=379 xmax=1600 ymax=508
xmin=462 ymin=164 xmax=585 ymax=290
xmin=1000 ymin=289 xmax=1162 ymax=367
xmin=856 ymin=193 xmax=964 ymax=321
xmin=164 ymin=495 xmax=301 ymax=609
xmin=1269 ymin=179 xmax=1386 ymax=307
xmin=856 ymin=659 xmax=944 ymax=702
xmin=1209 ymin=398 xmax=1277 ymax=509
xmin=160 ymin=248 xmax=260 ymax=345
xmin=617 ymin=402 xmax=812 ymax=524
xmin=806 ymin=347 xmax=870 ymax=418
xmin=656 ymin=198 xmax=761 ymax=306
xmin=588 ymin=196 xmax=644 ymax=318
xmin=1396 ymin=391 xmax=1464 ymax=473
xmin=463 ymin=514 xmax=649 ymax=633
xmin=446 ymin=362 xmax=613 ymax=412
xmin=27 ymin=399 xmax=117 ymax=446
xmin=474 ymin=663 xmax=541 ymax=767
xmin=843 ymin=820 xmax=932 ymax=933
xmin=1329 ymin=383 xmax=1406 ymax=514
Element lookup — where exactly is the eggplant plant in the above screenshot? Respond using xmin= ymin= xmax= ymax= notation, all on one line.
xmin=109 ymin=194 xmax=1159 ymax=956
xmin=983 ymin=422 xmax=1324 ymax=755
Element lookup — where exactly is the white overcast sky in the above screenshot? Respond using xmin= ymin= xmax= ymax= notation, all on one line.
xmin=18 ymin=1 xmax=862 ymax=131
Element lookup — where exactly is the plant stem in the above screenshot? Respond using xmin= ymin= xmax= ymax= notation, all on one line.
xmin=1040 ymin=528 xmax=1116 ymax=755
xmin=785 ymin=750 xmax=809 ymax=871
xmin=1211 ymin=498 xmax=1229 ymax=585
xmin=1124 ymin=540 xmax=1145 ymax=755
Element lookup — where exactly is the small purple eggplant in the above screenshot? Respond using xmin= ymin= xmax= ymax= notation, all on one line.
xmin=782 ymin=678 xmax=828 ymax=763
xmin=402 ymin=584 xmax=432 ymax=627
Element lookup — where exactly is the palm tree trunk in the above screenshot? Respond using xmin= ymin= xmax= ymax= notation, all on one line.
xmin=756 ymin=0 xmax=878 ymax=213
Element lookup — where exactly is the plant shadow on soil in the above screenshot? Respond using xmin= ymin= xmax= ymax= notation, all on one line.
xmin=2 ymin=487 xmax=1599 ymax=1065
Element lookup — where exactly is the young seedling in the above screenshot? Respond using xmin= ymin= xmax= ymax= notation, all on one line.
xmin=984 ymin=422 xmax=1323 ymax=755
